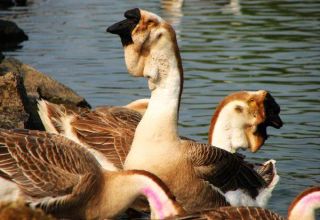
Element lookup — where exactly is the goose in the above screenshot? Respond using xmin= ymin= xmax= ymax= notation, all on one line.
xmin=0 ymin=129 xmax=184 ymax=219
xmin=107 ymin=8 xmax=280 ymax=211
xmin=208 ymin=90 xmax=282 ymax=153
xmin=174 ymin=186 xmax=320 ymax=220
xmin=37 ymin=89 xmax=281 ymax=171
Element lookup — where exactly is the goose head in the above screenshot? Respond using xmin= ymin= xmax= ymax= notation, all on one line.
xmin=208 ymin=90 xmax=283 ymax=153
xmin=107 ymin=8 xmax=183 ymax=93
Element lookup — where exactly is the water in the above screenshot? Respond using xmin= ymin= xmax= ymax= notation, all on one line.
xmin=1 ymin=0 xmax=319 ymax=216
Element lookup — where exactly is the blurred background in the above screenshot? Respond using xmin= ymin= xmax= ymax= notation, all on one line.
xmin=1 ymin=0 xmax=319 ymax=216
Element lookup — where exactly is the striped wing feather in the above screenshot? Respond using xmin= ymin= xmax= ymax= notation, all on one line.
xmin=0 ymin=129 xmax=103 ymax=218
xmin=187 ymin=141 xmax=266 ymax=198
xmin=215 ymin=207 xmax=284 ymax=220
xmin=177 ymin=207 xmax=284 ymax=220
xmin=70 ymin=106 xmax=141 ymax=169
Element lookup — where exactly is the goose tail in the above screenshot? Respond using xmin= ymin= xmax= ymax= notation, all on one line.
xmin=256 ymin=159 xmax=279 ymax=187
xmin=255 ymin=159 xmax=280 ymax=207
xmin=37 ymin=100 xmax=69 ymax=134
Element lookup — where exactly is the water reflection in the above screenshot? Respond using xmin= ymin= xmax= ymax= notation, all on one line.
xmin=160 ymin=0 xmax=184 ymax=38
xmin=222 ymin=0 xmax=242 ymax=16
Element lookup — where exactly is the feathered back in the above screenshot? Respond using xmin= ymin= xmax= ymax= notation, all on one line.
xmin=0 ymin=129 xmax=103 ymax=219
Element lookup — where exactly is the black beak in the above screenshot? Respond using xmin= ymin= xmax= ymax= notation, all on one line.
xmin=106 ymin=8 xmax=141 ymax=46
xmin=267 ymin=115 xmax=283 ymax=129
xmin=264 ymin=92 xmax=284 ymax=129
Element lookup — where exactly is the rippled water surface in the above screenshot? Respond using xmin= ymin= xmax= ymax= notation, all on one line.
xmin=1 ymin=0 xmax=319 ymax=216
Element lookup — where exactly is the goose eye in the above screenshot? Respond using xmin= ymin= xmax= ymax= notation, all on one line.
xmin=249 ymin=98 xmax=254 ymax=102
xmin=235 ymin=105 xmax=243 ymax=113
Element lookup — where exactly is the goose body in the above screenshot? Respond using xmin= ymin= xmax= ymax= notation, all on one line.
xmin=37 ymin=99 xmax=143 ymax=170
xmin=0 ymin=129 xmax=183 ymax=219
xmin=108 ymin=8 xmax=280 ymax=211
xmin=36 ymin=92 xmax=280 ymax=209
xmin=176 ymin=186 xmax=320 ymax=220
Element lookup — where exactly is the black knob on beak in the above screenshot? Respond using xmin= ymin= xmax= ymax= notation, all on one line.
xmin=124 ymin=8 xmax=141 ymax=22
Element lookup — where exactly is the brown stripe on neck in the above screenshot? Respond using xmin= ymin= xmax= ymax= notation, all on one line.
xmin=288 ymin=186 xmax=320 ymax=215
xmin=208 ymin=91 xmax=249 ymax=145
xmin=163 ymin=23 xmax=184 ymax=117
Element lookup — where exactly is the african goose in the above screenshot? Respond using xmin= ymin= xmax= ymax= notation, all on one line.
xmin=208 ymin=90 xmax=282 ymax=153
xmin=175 ymin=186 xmax=320 ymax=220
xmin=0 ymin=129 xmax=183 ymax=219
xmin=108 ymin=8 xmax=279 ymax=211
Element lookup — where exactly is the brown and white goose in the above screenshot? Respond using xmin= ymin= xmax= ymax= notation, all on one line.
xmin=107 ymin=8 xmax=278 ymax=211
xmin=175 ymin=186 xmax=320 ymax=220
xmin=208 ymin=90 xmax=282 ymax=153
xmin=0 ymin=129 xmax=183 ymax=219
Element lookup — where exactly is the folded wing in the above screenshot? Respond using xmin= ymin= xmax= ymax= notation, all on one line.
xmin=187 ymin=141 xmax=266 ymax=199
xmin=0 ymin=129 xmax=103 ymax=218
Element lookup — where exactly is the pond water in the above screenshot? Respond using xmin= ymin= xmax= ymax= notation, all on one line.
xmin=1 ymin=0 xmax=319 ymax=217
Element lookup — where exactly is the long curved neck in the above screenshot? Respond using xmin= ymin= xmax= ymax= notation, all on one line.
xmin=133 ymin=39 xmax=183 ymax=146
xmin=288 ymin=188 xmax=320 ymax=220
xmin=101 ymin=170 xmax=182 ymax=219
xmin=208 ymin=106 xmax=248 ymax=153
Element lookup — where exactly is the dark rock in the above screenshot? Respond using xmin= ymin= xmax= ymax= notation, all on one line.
xmin=0 ymin=58 xmax=91 ymax=130
xmin=14 ymin=0 xmax=27 ymax=6
xmin=0 ymin=71 xmax=29 ymax=129
xmin=0 ymin=52 xmax=4 ymax=62
xmin=0 ymin=0 xmax=27 ymax=8
xmin=0 ymin=20 xmax=28 ymax=50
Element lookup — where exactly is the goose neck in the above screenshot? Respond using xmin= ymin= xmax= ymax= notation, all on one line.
xmin=101 ymin=171 xmax=181 ymax=219
xmin=209 ymin=106 xmax=248 ymax=153
xmin=288 ymin=189 xmax=320 ymax=220
xmin=134 ymin=46 xmax=183 ymax=144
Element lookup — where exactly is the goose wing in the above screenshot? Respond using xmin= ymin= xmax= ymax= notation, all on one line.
xmin=0 ymin=129 xmax=103 ymax=217
xmin=70 ymin=106 xmax=141 ymax=169
xmin=177 ymin=207 xmax=284 ymax=220
xmin=186 ymin=141 xmax=266 ymax=198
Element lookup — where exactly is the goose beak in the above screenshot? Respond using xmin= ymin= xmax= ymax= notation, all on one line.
xmin=106 ymin=8 xmax=141 ymax=46
xmin=263 ymin=92 xmax=283 ymax=129
xmin=267 ymin=115 xmax=283 ymax=129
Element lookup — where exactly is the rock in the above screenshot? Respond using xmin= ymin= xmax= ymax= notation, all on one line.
xmin=0 ymin=0 xmax=27 ymax=8
xmin=0 ymin=52 xmax=4 ymax=62
xmin=0 ymin=71 xmax=29 ymax=129
xmin=0 ymin=20 xmax=28 ymax=50
xmin=14 ymin=0 xmax=27 ymax=6
xmin=0 ymin=58 xmax=91 ymax=130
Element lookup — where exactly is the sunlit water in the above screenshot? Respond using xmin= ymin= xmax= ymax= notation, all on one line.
xmin=1 ymin=0 xmax=319 ymax=216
